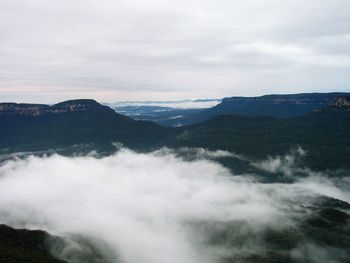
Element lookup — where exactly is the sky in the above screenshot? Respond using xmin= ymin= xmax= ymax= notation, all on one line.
xmin=0 ymin=0 xmax=350 ymax=103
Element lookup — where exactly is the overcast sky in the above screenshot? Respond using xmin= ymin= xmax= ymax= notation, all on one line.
xmin=0 ymin=0 xmax=349 ymax=103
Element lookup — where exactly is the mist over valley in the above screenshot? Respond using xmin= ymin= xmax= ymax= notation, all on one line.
xmin=1 ymin=0 xmax=350 ymax=261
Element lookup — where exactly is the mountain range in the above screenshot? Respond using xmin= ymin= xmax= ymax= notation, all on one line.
xmin=114 ymin=93 xmax=350 ymax=126
xmin=1 ymin=93 xmax=350 ymax=263
xmin=1 ymin=93 xmax=350 ymax=172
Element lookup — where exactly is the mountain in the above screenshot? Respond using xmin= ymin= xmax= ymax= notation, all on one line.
xmin=0 ymin=224 xmax=66 ymax=263
xmin=110 ymin=93 xmax=350 ymax=127
xmin=166 ymin=92 xmax=350 ymax=125
xmin=0 ymin=99 xmax=174 ymax=153
xmin=214 ymin=93 xmax=349 ymax=117
xmin=1 ymin=96 xmax=350 ymax=171
xmin=0 ymin=224 xmax=114 ymax=263
xmin=316 ymin=96 xmax=350 ymax=113
xmin=166 ymin=97 xmax=350 ymax=171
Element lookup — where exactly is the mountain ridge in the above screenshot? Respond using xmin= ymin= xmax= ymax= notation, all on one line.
xmin=1 ymin=96 xmax=350 ymax=171
xmin=0 ymin=99 xmax=173 ymax=153
xmin=0 ymin=99 xmax=114 ymax=117
xmin=183 ymin=92 xmax=350 ymax=124
xmin=110 ymin=92 xmax=350 ymax=126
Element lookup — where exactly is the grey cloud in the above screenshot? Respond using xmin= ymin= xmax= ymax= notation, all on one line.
xmin=0 ymin=0 xmax=350 ymax=102
xmin=251 ymin=147 xmax=306 ymax=177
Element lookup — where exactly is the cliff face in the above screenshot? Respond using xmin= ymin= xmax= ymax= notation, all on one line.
xmin=0 ymin=103 xmax=49 ymax=116
xmin=0 ymin=99 xmax=101 ymax=116
xmin=315 ymin=96 xmax=350 ymax=113
xmin=332 ymin=96 xmax=350 ymax=107
xmin=185 ymin=92 xmax=350 ymax=122
xmin=0 ymin=98 xmax=171 ymax=153
xmin=221 ymin=93 xmax=345 ymax=105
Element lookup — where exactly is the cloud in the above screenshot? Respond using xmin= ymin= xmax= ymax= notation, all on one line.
xmin=0 ymin=148 xmax=349 ymax=262
xmin=0 ymin=0 xmax=350 ymax=102
xmin=251 ymin=147 xmax=306 ymax=177
xmin=153 ymin=147 xmax=241 ymax=160
xmin=106 ymin=99 xmax=222 ymax=109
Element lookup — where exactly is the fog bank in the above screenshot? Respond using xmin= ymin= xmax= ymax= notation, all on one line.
xmin=0 ymin=148 xmax=349 ymax=262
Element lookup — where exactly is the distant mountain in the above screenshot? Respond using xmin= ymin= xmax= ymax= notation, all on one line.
xmin=0 ymin=99 xmax=173 ymax=153
xmin=166 ymin=97 xmax=350 ymax=171
xmin=0 ymin=99 xmax=114 ymax=116
xmin=1 ymin=96 xmax=350 ymax=171
xmin=162 ymin=92 xmax=350 ymax=125
xmin=316 ymin=96 xmax=350 ymax=113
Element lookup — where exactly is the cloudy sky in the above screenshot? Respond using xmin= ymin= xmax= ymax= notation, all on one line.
xmin=0 ymin=0 xmax=349 ymax=103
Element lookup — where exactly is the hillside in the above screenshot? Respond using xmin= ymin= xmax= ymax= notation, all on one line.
xmin=170 ymin=92 xmax=350 ymax=125
xmin=0 ymin=99 xmax=174 ymax=153
xmin=1 ymin=97 xmax=350 ymax=171
xmin=0 ymin=224 xmax=66 ymax=263
xmin=168 ymin=97 xmax=350 ymax=171
xmin=1 ymin=197 xmax=350 ymax=263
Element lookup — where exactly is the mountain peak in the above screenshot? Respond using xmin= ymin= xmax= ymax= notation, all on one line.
xmin=51 ymin=99 xmax=103 ymax=113
xmin=53 ymin=99 xmax=99 ymax=108
xmin=0 ymin=99 xmax=106 ymax=116
xmin=0 ymin=103 xmax=49 ymax=116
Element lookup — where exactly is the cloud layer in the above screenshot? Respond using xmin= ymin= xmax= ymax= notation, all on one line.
xmin=0 ymin=148 xmax=349 ymax=262
xmin=0 ymin=0 xmax=349 ymax=102
xmin=106 ymin=99 xmax=221 ymax=109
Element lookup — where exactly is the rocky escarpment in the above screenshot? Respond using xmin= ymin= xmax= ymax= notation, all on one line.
xmin=221 ymin=93 xmax=346 ymax=105
xmin=0 ymin=98 xmax=171 ymax=153
xmin=315 ymin=96 xmax=350 ymax=113
xmin=0 ymin=99 xmax=105 ymax=116
xmin=182 ymin=92 xmax=350 ymax=123
xmin=332 ymin=96 xmax=350 ymax=107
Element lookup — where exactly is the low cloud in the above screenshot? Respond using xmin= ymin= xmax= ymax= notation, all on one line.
xmin=251 ymin=147 xmax=306 ymax=176
xmin=0 ymin=148 xmax=349 ymax=262
xmin=153 ymin=147 xmax=241 ymax=160
xmin=107 ymin=99 xmax=222 ymax=109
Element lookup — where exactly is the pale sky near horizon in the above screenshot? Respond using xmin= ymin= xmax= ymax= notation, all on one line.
xmin=0 ymin=0 xmax=350 ymax=103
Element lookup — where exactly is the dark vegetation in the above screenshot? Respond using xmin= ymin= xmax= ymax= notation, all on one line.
xmin=194 ymin=196 xmax=350 ymax=263
xmin=176 ymin=92 xmax=350 ymax=125
xmin=170 ymin=110 xmax=350 ymax=171
xmin=0 ymin=224 xmax=114 ymax=263
xmin=0 ymin=224 xmax=66 ymax=263
xmin=118 ymin=93 xmax=350 ymax=126
xmin=1 ymin=197 xmax=349 ymax=263
xmin=0 ymin=99 xmax=175 ymax=154
xmin=1 ymin=95 xmax=350 ymax=171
